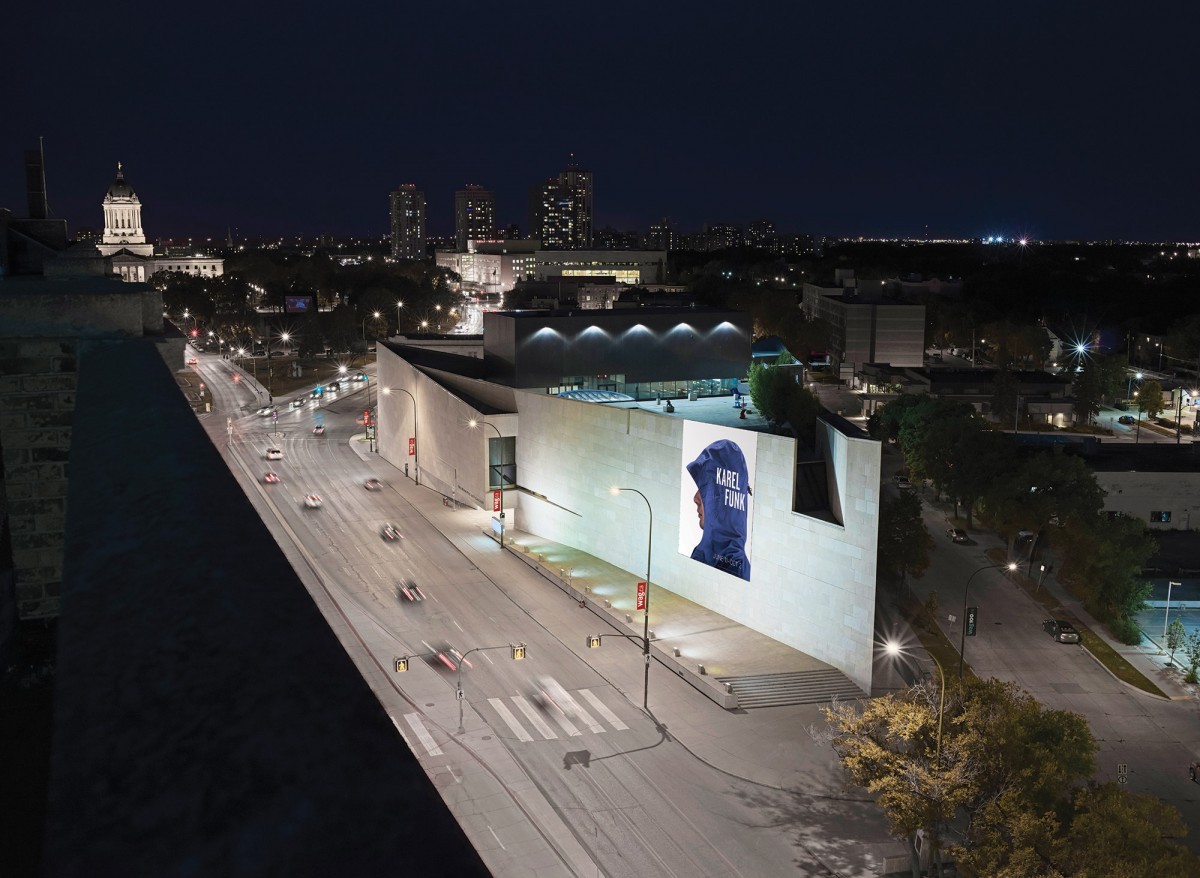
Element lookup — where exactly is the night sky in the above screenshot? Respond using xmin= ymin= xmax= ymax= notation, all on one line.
xmin=6 ymin=2 xmax=1198 ymax=242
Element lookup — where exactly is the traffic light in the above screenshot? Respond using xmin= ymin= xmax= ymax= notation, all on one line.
xmin=586 ymin=635 xmax=601 ymax=649
xmin=394 ymin=656 xmax=409 ymax=673
xmin=510 ymin=643 xmax=526 ymax=661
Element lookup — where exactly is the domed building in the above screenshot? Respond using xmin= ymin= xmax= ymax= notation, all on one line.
xmin=95 ymin=162 xmax=224 ymax=282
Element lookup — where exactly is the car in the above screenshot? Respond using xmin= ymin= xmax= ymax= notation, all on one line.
xmin=946 ymin=527 xmax=969 ymax=543
xmin=397 ymin=580 xmax=426 ymax=603
xmin=380 ymin=522 xmax=401 ymax=541
xmin=364 ymin=478 xmax=383 ymax=491
xmin=431 ymin=643 xmax=473 ymax=673
xmin=1117 ymin=415 xmax=1135 ymax=425
xmin=256 ymin=405 xmax=278 ymax=417
xmin=533 ymin=676 xmax=579 ymax=719
xmin=1017 ymin=530 xmax=1035 ymax=544
xmin=1043 ymin=619 xmax=1080 ymax=643
xmin=187 ymin=357 xmax=198 ymax=365
xmin=312 ymin=425 xmax=325 ymax=435
xmin=893 ymin=474 xmax=914 ymax=490
xmin=263 ymin=472 xmax=281 ymax=484
xmin=291 ymin=397 xmax=308 ymax=409
xmin=265 ymin=448 xmax=283 ymax=460
xmin=303 ymin=494 xmax=323 ymax=508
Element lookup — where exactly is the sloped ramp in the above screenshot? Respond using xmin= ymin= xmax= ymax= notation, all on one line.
xmin=717 ymin=669 xmax=865 ymax=708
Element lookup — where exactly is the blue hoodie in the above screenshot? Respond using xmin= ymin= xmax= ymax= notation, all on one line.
xmin=686 ymin=439 xmax=751 ymax=580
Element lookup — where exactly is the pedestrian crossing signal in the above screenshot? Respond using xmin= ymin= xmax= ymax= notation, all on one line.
xmin=586 ymin=635 xmax=602 ymax=649
xmin=511 ymin=643 xmax=526 ymax=661
xmin=394 ymin=656 xmax=409 ymax=673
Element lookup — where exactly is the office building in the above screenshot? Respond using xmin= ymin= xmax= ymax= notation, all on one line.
xmin=454 ymin=184 xmax=495 ymax=251
xmin=389 ymin=183 xmax=426 ymax=260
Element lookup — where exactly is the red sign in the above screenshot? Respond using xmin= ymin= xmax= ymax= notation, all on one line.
xmin=408 ymin=437 xmax=416 ymax=456
xmin=636 ymin=581 xmax=647 ymax=611
xmin=492 ymin=490 xmax=501 ymax=512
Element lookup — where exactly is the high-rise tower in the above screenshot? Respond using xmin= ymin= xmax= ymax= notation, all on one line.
xmin=389 ymin=184 xmax=426 ymax=260
xmin=454 ymin=184 xmax=495 ymax=251
xmin=528 ymin=163 xmax=592 ymax=250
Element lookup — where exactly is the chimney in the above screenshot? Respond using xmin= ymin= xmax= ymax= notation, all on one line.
xmin=24 ymin=145 xmax=48 ymax=220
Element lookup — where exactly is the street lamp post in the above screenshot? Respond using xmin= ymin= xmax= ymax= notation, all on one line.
xmin=1163 ymin=580 xmax=1180 ymax=655
xmin=395 ymin=300 xmax=404 ymax=334
xmin=612 ymin=486 xmax=653 ymax=710
xmin=469 ymin=419 xmax=504 ymax=545
xmin=959 ymin=562 xmax=1017 ymax=679
xmin=392 ymin=386 xmax=418 ymax=483
xmin=362 ymin=311 xmax=381 ymax=341
xmin=1127 ymin=371 xmax=1143 ymax=406
xmin=885 ymin=641 xmax=944 ymax=762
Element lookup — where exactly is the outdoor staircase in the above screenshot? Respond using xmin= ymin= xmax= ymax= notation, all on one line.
xmin=717 ymin=669 xmax=865 ymax=708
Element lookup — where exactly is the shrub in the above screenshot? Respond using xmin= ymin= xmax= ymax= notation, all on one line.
xmin=1109 ymin=617 xmax=1143 ymax=646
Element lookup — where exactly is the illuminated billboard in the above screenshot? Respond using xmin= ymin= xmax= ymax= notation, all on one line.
xmin=677 ymin=422 xmax=757 ymax=581
xmin=285 ymin=296 xmax=312 ymax=314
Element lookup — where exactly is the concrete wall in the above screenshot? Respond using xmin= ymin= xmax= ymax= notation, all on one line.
xmin=374 ymin=346 xmax=880 ymax=689
xmin=511 ymin=395 xmax=879 ymax=691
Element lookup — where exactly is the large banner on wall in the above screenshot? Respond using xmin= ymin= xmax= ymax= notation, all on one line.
xmin=678 ymin=422 xmax=758 ymax=581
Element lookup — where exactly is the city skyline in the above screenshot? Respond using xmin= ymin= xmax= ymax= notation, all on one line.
xmin=4 ymin=3 xmax=1198 ymax=243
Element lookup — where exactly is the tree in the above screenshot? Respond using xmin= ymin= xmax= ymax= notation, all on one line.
xmin=990 ymin=363 xmax=1019 ymax=427
xmin=1060 ymin=784 xmax=1196 ymax=878
xmin=1138 ymin=378 xmax=1165 ymax=420
xmin=878 ymin=493 xmax=934 ymax=586
xmin=1166 ymin=618 xmax=1186 ymax=666
xmin=1183 ymin=630 xmax=1200 ymax=684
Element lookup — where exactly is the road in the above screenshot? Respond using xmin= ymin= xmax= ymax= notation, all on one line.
xmin=891 ymin=458 xmax=1200 ymax=843
xmin=188 ymin=347 xmax=844 ymax=876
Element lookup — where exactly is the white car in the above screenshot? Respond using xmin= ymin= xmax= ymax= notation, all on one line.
xmin=303 ymin=494 xmax=323 ymax=508
xmin=256 ymin=406 xmax=277 ymax=417
xmin=265 ymin=448 xmax=283 ymax=460
xmin=534 ymin=676 xmax=578 ymax=719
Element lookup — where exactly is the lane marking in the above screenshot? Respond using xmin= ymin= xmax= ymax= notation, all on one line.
xmin=404 ymin=713 xmax=444 ymax=756
xmin=445 ymin=764 xmax=461 ymax=783
xmin=550 ymin=710 xmax=583 ymax=737
xmin=488 ymin=697 xmax=534 ymax=742
xmin=580 ymin=688 xmax=628 ymax=730
xmin=487 ymin=825 xmax=506 ymax=851
xmin=511 ymin=695 xmax=559 ymax=739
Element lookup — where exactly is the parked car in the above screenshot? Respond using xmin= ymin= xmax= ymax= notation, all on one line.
xmin=894 ymin=474 xmax=914 ymax=491
xmin=946 ymin=527 xmax=969 ymax=543
xmin=1042 ymin=619 xmax=1080 ymax=643
xmin=1117 ymin=415 xmax=1135 ymax=425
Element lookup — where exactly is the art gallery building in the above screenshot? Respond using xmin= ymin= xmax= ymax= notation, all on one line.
xmin=374 ymin=307 xmax=881 ymax=692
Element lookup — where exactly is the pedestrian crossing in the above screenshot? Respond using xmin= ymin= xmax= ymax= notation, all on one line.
xmin=397 ymin=686 xmax=631 ymax=757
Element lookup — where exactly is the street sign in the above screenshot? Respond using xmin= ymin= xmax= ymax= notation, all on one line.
xmin=408 ymin=437 xmax=416 ymax=456
xmin=966 ymin=606 xmax=978 ymax=637
xmin=1117 ymin=763 xmax=1128 ymax=775
xmin=636 ymin=581 xmax=647 ymax=611
xmin=492 ymin=490 xmax=501 ymax=512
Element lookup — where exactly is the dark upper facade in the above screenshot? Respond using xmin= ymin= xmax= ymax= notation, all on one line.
xmin=482 ymin=307 xmax=751 ymax=394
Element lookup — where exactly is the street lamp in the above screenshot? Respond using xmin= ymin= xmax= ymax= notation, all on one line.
xmin=884 ymin=640 xmax=945 ymax=763
xmin=469 ymin=419 xmax=504 ymax=545
xmin=362 ymin=311 xmax=381 ymax=340
xmin=1127 ymin=371 xmax=1143 ymax=405
xmin=611 ymin=486 xmax=653 ymax=710
xmin=959 ymin=562 xmax=1018 ymax=678
xmin=395 ymin=300 xmax=404 ymax=334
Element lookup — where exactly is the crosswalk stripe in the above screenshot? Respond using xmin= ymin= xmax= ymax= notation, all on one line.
xmin=550 ymin=709 xmax=583 ymax=737
xmin=488 ymin=697 xmax=534 ymax=742
xmin=560 ymin=693 xmax=604 ymax=734
xmin=405 ymin=713 xmax=444 ymax=756
xmin=579 ymin=688 xmax=629 ymax=730
xmin=511 ymin=695 xmax=559 ymax=739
